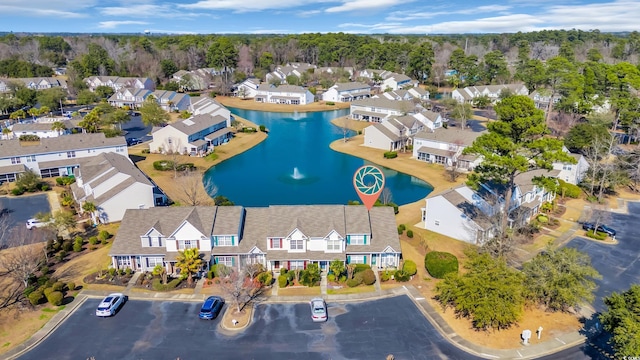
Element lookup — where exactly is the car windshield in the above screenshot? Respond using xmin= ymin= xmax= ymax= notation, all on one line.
xmin=313 ymin=307 xmax=324 ymax=314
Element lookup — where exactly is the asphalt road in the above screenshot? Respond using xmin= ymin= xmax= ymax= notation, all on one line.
xmin=0 ymin=194 xmax=51 ymax=247
xmin=122 ymin=114 xmax=152 ymax=143
xmin=19 ymin=295 xmax=480 ymax=360
xmin=539 ymin=201 xmax=640 ymax=359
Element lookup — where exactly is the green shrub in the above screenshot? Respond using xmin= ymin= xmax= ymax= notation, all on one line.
xmin=43 ymin=287 xmax=54 ymax=297
xmin=98 ymin=230 xmax=110 ymax=241
xmin=397 ymin=226 xmax=404 ymax=235
xmin=41 ymin=184 xmax=50 ymax=191
xmin=280 ymin=268 xmax=288 ymax=275
xmin=152 ymin=278 xmax=181 ymax=291
xmin=73 ymin=243 xmax=83 ymax=252
xmin=177 ymin=163 xmax=195 ymax=171
xmin=258 ymin=271 xmax=273 ymax=286
xmin=406 ymin=230 xmax=414 ymax=238
xmin=41 ymin=266 xmax=49 ymax=275
xmin=586 ymin=229 xmax=607 ymax=240
xmin=346 ymin=277 xmax=362 ymax=287
xmin=11 ymin=186 xmax=26 ymax=196
xmin=383 ymin=151 xmax=398 ymax=159
xmin=537 ymin=215 xmax=549 ymax=224
xmin=101 ymin=237 xmax=108 ymax=245
xmin=29 ymin=291 xmax=44 ymax=306
xmin=52 ymin=281 xmax=64 ymax=292
xmin=278 ymin=274 xmax=288 ymax=288
xmin=213 ymin=264 xmax=231 ymax=278
xmin=361 ymin=269 xmax=376 ymax=285
xmin=325 ymin=101 xmax=335 ymax=106
xmin=153 ymin=160 xmax=175 ymax=171
xmin=89 ymin=236 xmax=99 ymax=245
xmin=394 ymin=270 xmax=410 ymax=282
xmin=286 ymin=270 xmax=296 ymax=283
xmin=125 ymin=268 xmax=132 ymax=276
xmin=353 ymin=264 xmax=371 ymax=274
xmin=19 ymin=134 xmax=40 ymax=142
xmin=56 ymin=177 xmax=76 ymax=186
xmin=339 ymin=275 xmax=347 ymax=283
xmin=259 ymin=125 xmax=266 ymax=132
xmin=558 ymin=179 xmax=581 ymax=198
xmin=67 ymin=282 xmax=76 ymax=291
xmin=425 ymin=251 xmax=459 ymax=279
xmin=23 ymin=286 xmax=36 ymax=297
xmin=74 ymin=236 xmax=83 ymax=244
xmin=142 ymin=149 xmax=150 ymax=154
xmin=380 ymin=271 xmax=391 ymax=282
xmin=398 ymin=224 xmax=406 ymax=232
xmin=327 ymin=273 xmax=335 ymax=282
xmin=207 ymin=270 xmax=214 ymax=279
xmin=402 ymin=260 xmax=417 ymax=276
xmin=62 ymin=241 xmax=73 ymax=252
xmin=46 ymin=291 xmax=64 ymax=306
xmin=108 ymin=268 xmax=117 ymax=277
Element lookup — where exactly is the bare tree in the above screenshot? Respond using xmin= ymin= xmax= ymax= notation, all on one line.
xmin=244 ymin=263 xmax=265 ymax=279
xmin=219 ymin=269 xmax=266 ymax=313
xmin=177 ymin=170 xmax=215 ymax=206
xmin=581 ymin=205 xmax=613 ymax=236
xmin=583 ymin=134 xmax=617 ymax=201
xmin=339 ymin=116 xmax=352 ymax=142
xmin=446 ymin=139 xmax=465 ymax=182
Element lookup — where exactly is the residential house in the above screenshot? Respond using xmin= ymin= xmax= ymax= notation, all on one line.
xmin=452 ymin=84 xmax=528 ymax=104
xmin=381 ymin=73 xmax=414 ymax=91
xmin=107 ymin=88 xmax=152 ymax=109
xmin=71 ymin=152 xmax=166 ymax=224
xmin=321 ymin=82 xmax=371 ymax=103
xmin=315 ymin=67 xmax=354 ymax=79
xmin=149 ymin=97 xmax=232 ymax=155
xmin=553 ymin=147 xmax=589 ymax=185
xmin=235 ymin=78 xmax=261 ymax=98
xmin=151 ymin=90 xmax=191 ymax=112
xmin=84 ymin=76 xmax=155 ymax=92
xmin=350 ymin=98 xmax=416 ymax=123
xmin=107 ymin=88 xmax=190 ymax=111
xmin=0 ymin=77 xmax=67 ymax=93
xmin=10 ymin=120 xmax=73 ymax=138
xmin=412 ymin=127 xmax=485 ymax=170
xmin=171 ymin=69 xmax=211 ymax=91
xmin=421 ymin=169 xmax=560 ymax=244
xmin=254 ymin=84 xmax=314 ymax=105
xmin=363 ymin=111 xmax=442 ymax=151
xmin=0 ymin=133 xmax=127 ymax=182
xmin=266 ymin=63 xmax=316 ymax=84
xmin=108 ymin=205 xmax=401 ymax=274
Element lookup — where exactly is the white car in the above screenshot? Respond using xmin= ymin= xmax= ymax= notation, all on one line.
xmin=310 ymin=298 xmax=327 ymax=322
xmin=26 ymin=218 xmax=48 ymax=230
xmin=95 ymin=293 xmax=126 ymax=317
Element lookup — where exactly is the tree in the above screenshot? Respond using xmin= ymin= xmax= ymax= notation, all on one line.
xmin=76 ymin=89 xmax=99 ymax=105
xmin=564 ymin=123 xmax=610 ymax=153
xmin=104 ymin=109 xmax=130 ymax=131
xmin=482 ymin=50 xmax=510 ymax=84
xmin=139 ymin=96 xmax=169 ymax=127
xmin=516 ymin=59 xmax=547 ymax=93
xmin=177 ymin=171 xmax=215 ymax=206
xmin=449 ymin=100 xmax=473 ymax=129
xmin=522 ymin=247 xmax=601 ymax=312
xmin=15 ymin=169 xmax=42 ymax=192
xmin=544 ymin=57 xmax=578 ymax=125
xmin=175 ymin=248 xmax=202 ymax=286
xmin=435 ymin=251 xmax=525 ymax=330
xmin=10 ymin=109 xmax=25 ymax=121
xmin=600 ymin=285 xmax=640 ymax=357
xmin=94 ymin=85 xmax=114 ymax=100
xmin=51 ymin=210 xmax=77 ymax=237
xmin=153 ymin=264 xmax=168 ymax=285
xmin=160 ymin=59 xmax=178 ymax=78
xmin=472 ymin=95 xmax=491 ymax=109
xmin=463 ymin=96 xmax=574 ymax=256
xmin=583 ymin=133 xmax=619 ymax=201
xmin=50 ymin=121 xmax=66 ymax=136
xmin=329 ymin=259 xmax=346 ymax=278
xmin=446 ymin=139 xmax=465 ymax=182
xmin=81 ymin=201 xmax=98 ymax=225
xmin=78 ymin=110 xmax=101 ymax=133
xmin=36 ymin=88 xmax=66 ymax=110
xmin=219 ymin=269 xmax=265 ymax=313
xmin=408 ymin=42 xmax=435 ymax=84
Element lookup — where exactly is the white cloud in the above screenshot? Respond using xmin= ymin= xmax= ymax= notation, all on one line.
xmin=99 ymin=4 xmax=200 ymax=19
xmin=0 ymin=5 xmax=87 ymax=18
xmin=326 ymin=0 xmax=409 ymax=13
xmin=98 ymin=20 xmax=149 ymax=29
xmin=386 ymin=4 xmax=512 ymax=21
xmin=179 ymin=0 xmax=334 ymax=12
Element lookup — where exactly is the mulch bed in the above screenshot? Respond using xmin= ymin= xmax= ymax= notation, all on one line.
xmin=133 ymin=273 xmax=196 ymax=290
xmin=83 ymin=271 xmax=133 ymax=286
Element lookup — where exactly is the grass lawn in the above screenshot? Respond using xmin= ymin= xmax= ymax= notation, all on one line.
xmin=326 ymin=285 xmax=375 ymax=295
xmin=277 ymin=287 xmax=321 ymax=297
xmin=0 ymin=305 xmax=67 ymax=356
xmin=215 ymin=96 xmax=350 ymax=112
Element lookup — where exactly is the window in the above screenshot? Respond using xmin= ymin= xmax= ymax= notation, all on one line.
xmin=289 ymin=260 xmax=304 ymax=270
xmin=349 ymin=255 xmax=365 ymax=264
xmin=151 ymin=236 xmax=162 ymax=247
xmin=10 ymin=157 xmax=20 ymax=164
xmin=270 ymin=238 xmax=282 ymax=249
xmin=217 ymin=256 xmax=233 ymax=267
xmin=434 ymin=220 xmax=440 ymax=226
xmin=116 ymin=146 xmax=125 ymax=153
xmin=116 ymin=256 xmax=131 ymax=267
xmin=66 ymin=151 xmax=76 ymax=158
xmin=178 ymin=240 xmax=195 ymax=249
xmin=26 ymin=155 xmax=36 ymax=162
xmin=217 ymin=235 xmax=233 ymax=246
xmin=147 ymin=257 xmax=163 ymax=268
xmin=327 ymin=239 xmax=341 ymax=251
xmin=349 ymin=235 xmax=365 ymax=245
xmin=290 ymin=239 xmax=304 ymax=250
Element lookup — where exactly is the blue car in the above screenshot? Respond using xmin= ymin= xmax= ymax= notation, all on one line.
xmin=199 ymin=296 xmax=224 ymax=320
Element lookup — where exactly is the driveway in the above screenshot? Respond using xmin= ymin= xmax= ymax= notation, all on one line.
xmin=19 ymin=295 xmax=480 ymax=360
xmin=0 ymin=194 xmax=51 ymax=247
xmin=122 ymin=114 xmax=152 ymax=143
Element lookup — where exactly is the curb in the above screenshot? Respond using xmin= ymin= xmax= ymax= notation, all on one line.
xmin=4 ymin=294 xmax=89 ymax=360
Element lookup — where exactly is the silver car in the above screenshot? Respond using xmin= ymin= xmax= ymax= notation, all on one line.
xmin=96 ymin=293 xmax=126 ymax=317
xmin=310 ymin=298 xmax=327 ymax=322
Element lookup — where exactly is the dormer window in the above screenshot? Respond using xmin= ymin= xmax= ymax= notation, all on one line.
xmin=290 ymin=239 xmax=304 ymax=250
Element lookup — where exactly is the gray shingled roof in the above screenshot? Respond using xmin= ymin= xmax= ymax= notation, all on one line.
xmin=414 ymin=128 xmax=485 ymax=147
xmin=333 ymin=82 xmax=370 ymax=91
xmin=514 ymin=169 xmax=561 ymax=194
xmin=168 ymin=114 xmax=227 ymax=136
xmin=0 ymin=133 xmax=126 ymax=158
xmin=351 ymin=98 xmax=415 ymax=112
xmin=440 ymin=187 xmax=493 ymax=230
xmin=368 ymin=123 xmax=400 ymax=142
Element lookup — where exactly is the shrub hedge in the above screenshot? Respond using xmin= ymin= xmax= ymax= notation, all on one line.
xmin=402 ymin=260 xmax=417 ymax=276
xmin=425 ymin=251 xmax=459 ymax=278
xmin=353 ymin=264 xmax=371 ymax=274
xmin=586 ymin=229 xmax=607 ymax=240
xmin=380 ymin=270 xmax=391 ymax=282
xmin=258 ymin=271 xmax=273 ymax=286
xmin=46 ymin=291 xmax=64 ymax=306
xmin=406 ymin=229 xmax=414 ymax=238
xmin=394 ymin=270 xmax=410 ymax=282
xmin=383 ymin=151 xmax=398 ymax=159
xmin=152 ymin=278 xmax=181 ymax=291
xmin=361 ymin=269 xmax=376 ymax=285
xmin=278 ymin=274 xmax=288 ymax=288
xmin=28 ymin=291 xmax=43 ymax=306
xmin=558 ymin=179 xmax=581 ymax=198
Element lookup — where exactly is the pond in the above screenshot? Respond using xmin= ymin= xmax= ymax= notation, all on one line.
xmin=202 ymin=107 xmax=433 ymax=207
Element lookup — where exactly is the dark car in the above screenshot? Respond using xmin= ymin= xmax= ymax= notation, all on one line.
xmin=126 ymin=138 xmax=141 ymax=146
xmin=199 ymin=296 xmax=224 ymax=320
xmin=582 ymin=222 xmax=617 ymax=236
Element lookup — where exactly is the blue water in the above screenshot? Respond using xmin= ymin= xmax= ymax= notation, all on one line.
xmin=202 ymin=108 xmax=433 ymax=207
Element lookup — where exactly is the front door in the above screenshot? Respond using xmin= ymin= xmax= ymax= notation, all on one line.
xmin=273 ymin=261 xmax=280 ymax=270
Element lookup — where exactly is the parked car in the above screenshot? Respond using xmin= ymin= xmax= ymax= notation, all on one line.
xmin=199 ymin=296 xmax=224 ymax=320
xmin=310 ymin=298 xmax=327 ymax=322
xmin=582 ymin=222 xmax=617 ymax=236
xmin=95 ymin=293 xmax=126 ymax=317
xmin=126 ymin=137 xmax=142 ymax=146
xmin=26 ymin=218 xmax=48 ymax=230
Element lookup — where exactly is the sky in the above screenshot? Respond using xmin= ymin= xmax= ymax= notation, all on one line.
xmin=0 ymin=0 xmax=639 ymax=35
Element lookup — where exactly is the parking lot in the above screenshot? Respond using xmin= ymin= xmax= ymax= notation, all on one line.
xmin=19 ymin=295 xmax=480 ymax=360
xmin=0 ymin=194 xmax=51 ymax=247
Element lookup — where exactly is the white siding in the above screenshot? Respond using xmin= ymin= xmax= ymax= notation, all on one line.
xmin=424 ymin=196 xmax=482 ymax=244
xmin=98 ymin=182 xmax=155 ymax=223
xmin=363 ymin=126 xmax=395 ymax=151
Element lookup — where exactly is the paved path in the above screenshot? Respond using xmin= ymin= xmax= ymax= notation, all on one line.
xmin=320 ymin=272 xmax=327 ymax=295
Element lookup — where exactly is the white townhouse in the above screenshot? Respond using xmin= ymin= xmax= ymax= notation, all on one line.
xmin=0 ymin=77 xmax=67 ymax=93
xmin=84 ymin=76 xmax=155 ymax=92
xmin=0 ymin=133 xmax=127 ymax=183
xmin=70 ymin=152 xmax=166 ymax=224
xmin=171 ymin=69 xmax=213 ymax=91
xmin=553 ymin=147 xmax=589 ymax=185
xmin=321 ymin=82 xmax=371 ymax=103
xmin=413 ymin=128 xmax=485 ymax=170
xmin=235 ymin=78 xmax=261 ymax=98
xmin=315 ymin=67 xmax=355 ymax=79
xmin=149 ymin=114 xmax=232 ymax=155
xmin=452 ymin=84 xmax=529 ymax=104
xmin=107 ymin=88 xmax=190 ymax=111
xmin=109 ymin=205 xmax=401 ymax=274
xmin=107 ymin=88 xmax=152 ymax=109
xmin=191 ymin=96 xmax=231 ymax=119
xmin=266 ymin=63 xmax=316 ymax=84
xmin=376 ymin=87 xmax=430 ymax=102
xmin=381 ymin=73 xmax=415 ymax=91
xmin=10 ymin=121 xmax=73 ymax=139
xmin=363 ymin=111 xmax=443 ymax=151
xmin=254 ymin=84 xmax=314 ymax=105
xmin=422 ymin=169 xmax=560 ymax=244
xmin=350 ymin=98 xmax=416 ymax=123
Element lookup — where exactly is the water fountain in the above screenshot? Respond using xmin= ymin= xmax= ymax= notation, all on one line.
xmin=292 ymin=167 xmax=304 ymax=180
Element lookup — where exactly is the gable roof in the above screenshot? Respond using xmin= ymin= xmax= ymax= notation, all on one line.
xmin=166 ymin=114 xmax=227 ymax=136
xmin=351 ymin=98 xmax=415 ymax=112
xmin=0 ymin=133 xmax=126 ymax=158
xmin=414 ymin=127 xmax=484 ymax=146
xmin=332 ymin=82 xmax=370 ymax=91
